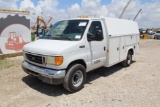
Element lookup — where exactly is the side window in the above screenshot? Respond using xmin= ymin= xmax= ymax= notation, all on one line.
xmin=88 ymin=21 xmax=103 ymax=41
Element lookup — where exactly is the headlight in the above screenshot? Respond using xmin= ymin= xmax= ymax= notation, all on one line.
xmin=46 ymin=56 xmax=63 ymax=66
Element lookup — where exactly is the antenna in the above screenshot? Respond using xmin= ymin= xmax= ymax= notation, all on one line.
xmin=133 ymin=9 xmax=142 ymax=21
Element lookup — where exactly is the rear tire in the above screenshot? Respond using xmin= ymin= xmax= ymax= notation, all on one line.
xmin=63 ymin=64 xmax=86 ymax=92
xmin=122 ymin=51 xmax=132 ymax=67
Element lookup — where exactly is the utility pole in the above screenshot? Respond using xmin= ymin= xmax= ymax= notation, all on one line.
xmin=133 ymin=9 xmax=142 ymax=21
xmin=119 ymin=0 xmax=132 ymax=19
xmin=36 ymin=16 xmax=39 ymax=37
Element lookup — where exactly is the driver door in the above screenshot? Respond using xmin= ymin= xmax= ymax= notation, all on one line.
xmin=86 ymin=20 xmax=107 ymax=71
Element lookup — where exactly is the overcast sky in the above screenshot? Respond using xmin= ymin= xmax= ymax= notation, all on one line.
xmin=0 ymin=0 xmax=160 ymax=28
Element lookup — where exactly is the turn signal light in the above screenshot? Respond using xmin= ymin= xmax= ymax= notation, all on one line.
xmin=55 ymin=56 xmax=63 ymax=66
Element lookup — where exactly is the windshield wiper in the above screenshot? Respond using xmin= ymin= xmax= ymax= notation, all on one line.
xmin=62 ymin=36 xmax=74 ymax=41
xmin=56 ymin=34 xmax=74 ymax=41
xmin=41 ymin=35 xmax=58 ymax=40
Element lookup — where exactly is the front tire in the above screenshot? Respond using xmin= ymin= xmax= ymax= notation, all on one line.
xmin=63 ymin=64 xmax=86 ymax=92
xmin=122 ymin=52 xmax=132 ymax=67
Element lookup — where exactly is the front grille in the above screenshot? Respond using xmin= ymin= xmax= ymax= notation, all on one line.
xmin=26 ymin=53 xmax=44 ymax=64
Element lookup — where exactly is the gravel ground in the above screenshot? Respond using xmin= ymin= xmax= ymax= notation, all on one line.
xmin=0 ymin=39 xmax=160 ymax=107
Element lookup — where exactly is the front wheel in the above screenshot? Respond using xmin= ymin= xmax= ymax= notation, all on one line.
xmin=63 ymin=64 xmax=86 ymax=92
xmin=122 ymin=52 xmax=132 ymax=67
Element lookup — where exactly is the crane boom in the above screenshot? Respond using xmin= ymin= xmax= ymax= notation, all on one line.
xmin=119 ymin=0 xmax=132 ymax=19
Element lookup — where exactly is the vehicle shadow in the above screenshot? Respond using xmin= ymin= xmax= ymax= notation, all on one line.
xmin=22 ymin=76 xmax=69 ymax=96
xmin=86 ymin=65 xmax=122 ymax=84
xmin=86 ymin=60 xmax=135 ymax=84
xmin=22 ymin=61 xmax=136 ymax=96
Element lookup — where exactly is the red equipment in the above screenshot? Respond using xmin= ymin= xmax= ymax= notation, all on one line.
xmin=5 ymin=32 xmax=29 ymax=51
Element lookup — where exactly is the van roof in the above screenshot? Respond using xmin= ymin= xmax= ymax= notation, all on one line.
xmin=67 ymin=17 xmax=135 ymax=22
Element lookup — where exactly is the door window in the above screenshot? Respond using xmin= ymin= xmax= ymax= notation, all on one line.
xmin=88 ymin=21 xmax=103 ymax=41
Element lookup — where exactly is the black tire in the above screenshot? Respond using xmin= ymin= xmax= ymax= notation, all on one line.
xmin=63 ymin=64 xmax=86 ymax=92
xmin=122 ymin=52 xmax=132 ymax=67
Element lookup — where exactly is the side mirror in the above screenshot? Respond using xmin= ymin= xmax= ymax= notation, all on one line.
xmin=87 ymin=32 xmax=94 ymax=42
xmin=95 ymin=30 xmax=103 ymax=41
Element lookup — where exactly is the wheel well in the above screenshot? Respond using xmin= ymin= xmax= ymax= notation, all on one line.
xmin=128 ymin=48 xmax=134 ymax=55
xmin=67 ymin=59 xmax=87 ymax=71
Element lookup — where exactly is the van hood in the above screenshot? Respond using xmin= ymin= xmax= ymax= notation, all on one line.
xmin=23 ymin=39 xmax=82 ymax=55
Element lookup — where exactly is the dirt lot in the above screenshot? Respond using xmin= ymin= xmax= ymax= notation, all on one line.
xmin=0 ymin=39 xmax=160 ymax=107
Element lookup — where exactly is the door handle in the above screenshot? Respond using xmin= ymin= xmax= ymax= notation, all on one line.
xmin=104 ymin=46 xmax=106 ymax=51
xmin=79 ymin=45 xmax=85 ymax=48
xmin=117 ymin=47 xmax=119 ymax=51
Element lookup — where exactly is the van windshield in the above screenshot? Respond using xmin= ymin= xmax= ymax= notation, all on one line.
xmin=42 ymin=20 xmax=89 ymax=41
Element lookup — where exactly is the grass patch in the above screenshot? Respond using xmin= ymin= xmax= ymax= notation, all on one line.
xmin=0 ymin=55 xmax=4 ymax=60
xmin=0 ymin=59 xmax=15 ymax=69
xmin=0 ymin=53 xmax=23 ymax=69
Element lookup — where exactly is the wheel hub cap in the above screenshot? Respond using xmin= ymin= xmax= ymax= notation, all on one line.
xmin=72 ymin=70 xmax=83 ymax=87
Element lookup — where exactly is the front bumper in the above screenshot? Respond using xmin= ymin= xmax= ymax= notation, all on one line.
xmin=22 ymin=61 xmax=66 ymax=85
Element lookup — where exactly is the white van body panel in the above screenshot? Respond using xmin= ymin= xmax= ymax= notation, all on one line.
xmin=102 ymin=17 xmax=139 ymax=36
xmin=101 ymin=17 xmax=139 ymax=67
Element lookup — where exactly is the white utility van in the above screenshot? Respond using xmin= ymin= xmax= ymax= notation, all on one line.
xmin=22 ymin=17 xmax=139 ymax=92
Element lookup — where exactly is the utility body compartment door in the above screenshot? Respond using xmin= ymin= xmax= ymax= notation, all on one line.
xmin=108 ymin=37 xmax=120 ymax=66
xmin=105 ymin=36 xmax=128 ymax=67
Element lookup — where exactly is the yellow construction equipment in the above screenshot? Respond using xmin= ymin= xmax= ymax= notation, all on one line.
xmin=31 ymin=15 xmax=53 ymax=40
xmin=141 ymin=34 xmax=148 ymax=40
xmin=139 ymin=29 xmax=148 ymax=40
xmin=31 ymin=16 xmax=53 ymax=31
